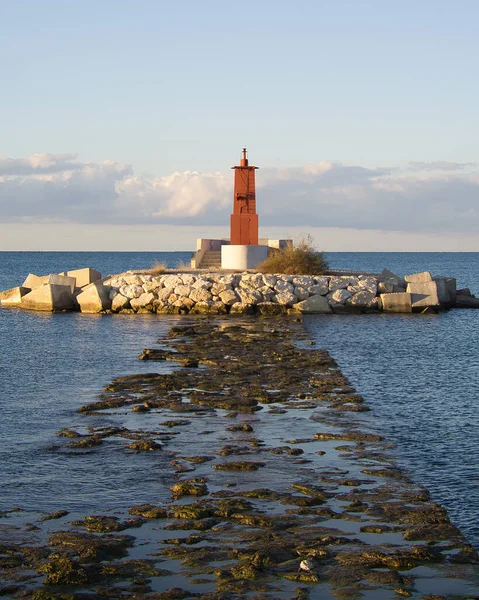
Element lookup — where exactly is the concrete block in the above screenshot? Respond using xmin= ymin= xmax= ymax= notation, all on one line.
xmin=22 ymin=273 xmax=76 ymax=293
xmin=434 ymin=276 xmax=456 ymax=306
xmin=22 ymin=273 xmax=49 ymax=289
xmin=404 ymin=271 xmax=433 ymax=284
xmin=76 ymin=282 xmax=111 ymax=313
xmin=0 ymin=286 xmax=30 ymax=306
xmin=21 ymin=284 xmax=76 ymax=311
xmin=380 ymin=293 xmax=412 ymax=313
xmin=406 ymin=280 xmax=449 ymax=308
xmin=293 ymin=294 xmax=332 ymax=314
xmin=455 ymin=295 xmax=479 ymax=308
xmin=378 ymin=269 xmax=406 ymax=288
xmin=67 ymin=268 xmax=102 ymax=289
xmin=457 ymin=288 xmax=473 ymax=297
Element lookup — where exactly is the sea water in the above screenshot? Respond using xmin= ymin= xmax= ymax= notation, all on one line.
xmin=0 ymin=251 xmax=478 ymax=548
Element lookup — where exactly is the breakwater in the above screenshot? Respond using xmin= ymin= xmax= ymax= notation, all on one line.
xmin=2 ymin=266 xmax=478 ymax=314
xmin=1 ymin=318 xmax=478 ymax=598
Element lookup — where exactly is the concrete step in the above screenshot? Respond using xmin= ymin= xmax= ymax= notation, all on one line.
xmin=198 ymin=250 xmax=222 ymax=269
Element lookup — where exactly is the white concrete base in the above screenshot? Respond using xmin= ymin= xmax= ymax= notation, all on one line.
xmin=221 ymin=245 xmax=268 ymax=270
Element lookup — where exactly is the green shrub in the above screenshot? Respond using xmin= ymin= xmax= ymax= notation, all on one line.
xmin=256 ymin=235 xmax=328 ymax=275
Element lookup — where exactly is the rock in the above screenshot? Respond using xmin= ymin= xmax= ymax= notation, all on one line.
xmin=180 ymin=274 xmax=196 ymax=285
xmin=0 ymin=286 xmax=30 ymax=306
xmin=190 ymin=287 xmax=213 ymax=303
xmin=293 ymin=276 xmax=314 ymax=287
xmin=120 ymin=284 xmax=144 ymax=299
xmin=123 ymin=274 xmax=144 ymax=286
xmin=157 ymin=287 xmax=174 ymax=302
xmin=261 ymin=274 xmax=277 ymax=288
xmin=211 ymin=282 xmax=227 ymax=295
xmin=130 ymin=292 xmax=156 ymax=311
xmin=358 ymin=276 xmax=377 ymax=295
xmin=76 ymin=282 xmax=112 ymax=313
xmin=21 ymin=284 xmax=76 ymax=311
xmin=189 ymin=302 xmax=210 ymax=314
xmin=329 ymin=289 xmax=352 ymax=304
xmin=236 ymin=287 xmax=263 ymax=305
xmin=346 ymin=290 xmax=377 ymax=308
xmin=192 ymin=278 xmax=213 ymax=290
xmin=293 ymin=286 xmax=311 ymax=301
xmin=274 ymin=280 xmax=294 ymax=294
xmin=377 ymin=281 xmax=394 ymax=294
xmin=328 ymin=276 xmax=351 ymax=292
xmin=365 ymin=297 xmax=382 ymax=312
xmin=111 ymin=293 xmax=130 ymax=312
xmin=173 ymin=297 xmax=195 ymax=310
xmin=211 ymin=301 xmax=228 ymax=314
xmin=293 ymin=294 xmax=332 ymax=314
xmin=143 ymin=280 xmax=161 ymax=293
xmin=259 ymin=286 xmax=274 ymax=301
xmin=230 ymin=302 xmax=255 ymax=314
xmin=404 ymin=271 xmax=433 ymax=284
xmin=161 ymin=274 xmax=182 ymax=288
xmin=222 ymin=274 xmax=239 ymax=287
xmin=256 ymin=302 xmax=287 ymax=315
xmin=219 ymin=289 xmax=239 ymax=306
xmin=157 ymin=304 xmax=181 ymax=314
xmin=310 ymin=281 xmax=329 ymax=296
xmin=274 ymin=291 xmax=297 ymax=306
xmin=66 ymin=268 xmax=101 ymax=289
xmin=104 ymin=276 xmax=126 ymax=288
xmin=380 ymin=292 xmax=412 ymax=313
xmin=174 ymin=284 xmax=192 ymax=297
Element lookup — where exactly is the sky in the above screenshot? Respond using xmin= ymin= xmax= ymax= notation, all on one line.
xmin=0 ymin=0 xmax=478 ymax=251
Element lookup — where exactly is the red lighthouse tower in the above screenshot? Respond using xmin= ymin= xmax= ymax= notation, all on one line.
xmin=230 ymin=148 xmax=259 ymax=245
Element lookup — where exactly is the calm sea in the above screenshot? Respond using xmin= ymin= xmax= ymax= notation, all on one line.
xmin=1 ymin=252 xmax=478 ymax=549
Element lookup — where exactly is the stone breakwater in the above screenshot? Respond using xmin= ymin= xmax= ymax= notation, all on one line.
xmin=104 ymin=272 xmax=381 ymax=315
xmin=2 ymin=266 xmax=479 ymax=313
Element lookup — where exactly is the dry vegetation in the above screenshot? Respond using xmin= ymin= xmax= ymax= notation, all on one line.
xmin=256 ymin=235 xmax=328 ymax=275
xmin=147 ymin=260 xmax=167 ymax=276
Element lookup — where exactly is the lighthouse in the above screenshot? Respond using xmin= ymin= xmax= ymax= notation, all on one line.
xmin=190 ymin=148 xmax=290 ymax=270
xmin=230 ymin=147 xmax=259 ymax=245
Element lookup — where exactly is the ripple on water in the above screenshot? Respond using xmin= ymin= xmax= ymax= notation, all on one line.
xmin=305 ymin=311 xmax=479 ymax=549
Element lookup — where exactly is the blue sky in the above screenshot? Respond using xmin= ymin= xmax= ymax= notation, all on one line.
xmin=0 ymin=0 xmax=478 ymax=250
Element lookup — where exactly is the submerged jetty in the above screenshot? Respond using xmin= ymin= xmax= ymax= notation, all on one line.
xmin=1 ymin=318 xmax=478 ymax=598
xmin=1 ymin=266 xmax=479 ymax=314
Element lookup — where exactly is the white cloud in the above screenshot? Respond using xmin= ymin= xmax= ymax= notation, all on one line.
xmin=0 ymin=153 xmax=82 ymax=176
xmin=1 ymin=153 xmax=479 ymax=237
xmin=408 ymin=161 xmax=477 ymax=172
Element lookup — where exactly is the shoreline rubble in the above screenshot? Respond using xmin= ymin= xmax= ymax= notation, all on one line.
xmin=1 ymin=318 xmax=478 ymax=598
xmin=2 ymin=266 xmax=479 ymax=314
